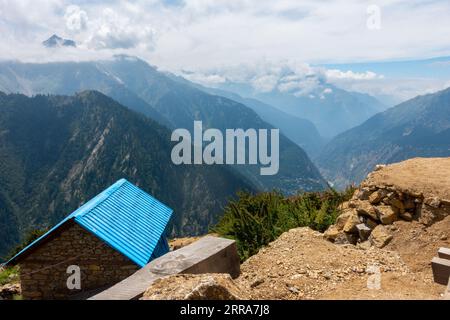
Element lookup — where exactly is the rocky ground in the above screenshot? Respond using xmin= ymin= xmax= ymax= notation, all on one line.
xmin=144 ymin=158 xmax=450 ymax=300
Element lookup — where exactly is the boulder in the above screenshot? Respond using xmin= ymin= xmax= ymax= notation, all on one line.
xmin=354 ymin=188 xmax=372 ymax=201
xmin=343 ymin=212 xmax=361 ymax=234
xmin=335 ymin=209 xmax=357 ymax=230
xmin=141 ymin=274 xmax=246 ymax=300
xmin=356 ymin=224 xmax=372 ymax=241
xmin=375 ymin=205 xmax=399 ymax=225
xmin=400 ymin=211 xmax=413 ymax=222
xmin=362 ymin=216 xmax=379 ymax=230
xmin=356 ymin=201 xmax=379 ymax=221
xmin=384 ymin=196 xmax=405 ymax=213
xmin=323 ymin=225 xmax=340 ymax=241
xmin=369 ymin=189 xmax=389 ymax=205
xmin=424 ymin=197 xmax=441 ymax=209
xmin=357 ymin=241 xmax=372 ymax=250
xmin=369 ymin=225 xmax=393 ymax=248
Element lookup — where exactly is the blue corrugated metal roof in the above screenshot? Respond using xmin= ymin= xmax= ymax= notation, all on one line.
xmin=3 ymin=179 xmax=173 ymax=267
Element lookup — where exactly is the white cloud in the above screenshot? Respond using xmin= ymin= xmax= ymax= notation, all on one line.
xmin=64 ymin=5 xmax=88 ymax=32
xmin=325 ymin=69 xmax=383 ymax=81
xmin=251 ymin=74 xmax=279 ymax=93
xmin=1 ymin=0 xmax=450 ymax=102
xmin=86 ymin=8 xmax=156 ymax=50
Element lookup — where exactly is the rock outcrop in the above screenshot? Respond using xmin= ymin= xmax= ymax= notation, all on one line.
xmin=325 ymin=158 xmax=450 ymax=248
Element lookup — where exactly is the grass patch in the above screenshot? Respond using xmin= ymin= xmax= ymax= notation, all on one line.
xmin=212 ymin=187 xmax=355 ymax=262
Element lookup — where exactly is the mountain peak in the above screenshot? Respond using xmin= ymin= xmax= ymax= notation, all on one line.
xmin=42 ymin=34 xmax=76 ymax=48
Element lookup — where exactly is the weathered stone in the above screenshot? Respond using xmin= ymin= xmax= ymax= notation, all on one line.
xmin=400 ymin=212 xmax=413 ymax=222
xmin=369 ymin=189 xmax=389 ymax=205
xmin=356 ymin=224 xmax=372 ymax=241
xmin=357 ymin=241 xmax=372 ymax=250
xmin=354 ymin=188 xmax=372 ymax=201
xmin=363 ymin=217 xmax=379 ymax=230
xmin=141 ymin=274 xmax=246 ymax=300
xmin=356 ymin=201 xmax=379 ymax=221
xmin=335 ymin=210 xmax=357 ymax=230
xmin=0 ymin=283 xmax=21 ymax=300
xmin=384 ymin=196 xmax=405 ymax=213
xmin=403 ymin=198 xmax=416 ymax=210
xmin=339 ymin=202 xmax=350 ymax=210
xmin=417 ymin=204 xmax=450 ymax=226
xmin=425 ymin=197 xmax=441 ymax=208
xmin=334 ymin=232 xmax=358 ymax=245
xmin=323 ymin=225 xmax=340 ymax=241
xmin=369 ymin=225 xmax=393 ymax=248
xmin=375 ymin=205 xmax=399 ymax=225
xmin=347 ymin=201 xmax=359 ymax=208
xmin=343 ymin=212 xmax=361 ymax=234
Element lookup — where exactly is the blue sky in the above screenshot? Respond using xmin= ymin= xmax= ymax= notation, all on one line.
xmin=1 ymin=0 xmax=450 ymax=102
xmin=322 ymin=56 xmax=450 ymax=80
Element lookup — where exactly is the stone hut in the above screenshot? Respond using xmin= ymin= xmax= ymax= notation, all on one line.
xmin=2 ymin=179 xmax=173 ymax=300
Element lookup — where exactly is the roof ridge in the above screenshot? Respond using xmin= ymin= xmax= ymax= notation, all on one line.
xmin=72 ymin=179 xmax=128 ymax=219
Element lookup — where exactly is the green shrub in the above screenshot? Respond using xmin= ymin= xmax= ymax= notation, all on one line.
xmin=212 ymin=187 xmax=355 ymax=262
xmin=0 ymin=265 xmax=19 ymax=286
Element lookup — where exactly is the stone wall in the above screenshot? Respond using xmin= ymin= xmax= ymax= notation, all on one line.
xmin=19 ymin=222 xmax=139 ymax=300
xmin=324 ymin=177 xmax=450 ymax=249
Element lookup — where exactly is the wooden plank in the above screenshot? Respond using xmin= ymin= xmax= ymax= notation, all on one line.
xmin=89 ymin=236 xmax=240 ymax=300
xmin=438 ymin=247 xmax=450 ymax=260
xmin=431 ymin=257 xmax=450 ymax=285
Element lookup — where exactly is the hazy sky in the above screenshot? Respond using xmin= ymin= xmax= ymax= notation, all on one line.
xmin=1 ymin=0 xmax=450 ymax=102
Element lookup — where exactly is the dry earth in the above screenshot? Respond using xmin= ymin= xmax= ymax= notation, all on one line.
xmin=364 ymin=157 xmax=450 ymax=200
xmin=144 ymin=158 xmax=450 ymax=300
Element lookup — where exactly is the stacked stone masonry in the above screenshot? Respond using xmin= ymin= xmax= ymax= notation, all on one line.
xmin=325 ymin=179 xmax=450 ymax=249
xmin=19 ymin=222 xmax=139 ymax=300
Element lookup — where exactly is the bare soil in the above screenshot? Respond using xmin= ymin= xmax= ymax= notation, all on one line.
xmin=364 ymin=157 xmax=450 ymax=200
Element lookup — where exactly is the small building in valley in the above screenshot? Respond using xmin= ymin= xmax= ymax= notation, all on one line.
xmin=2 ymin=179 xmax=173 ymax=300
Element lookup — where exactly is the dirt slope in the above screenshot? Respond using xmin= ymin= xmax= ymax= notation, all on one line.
xmin=364 ymin=157 xmax=450 ymax=200
xmin=236 ymin=226 xmax=446 ymax=300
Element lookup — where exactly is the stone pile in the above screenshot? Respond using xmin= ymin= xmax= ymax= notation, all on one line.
xmin=0 ymin=283 xmax=21 ymax=300
xmin=325 ymin=165 xmax=450 ymax=249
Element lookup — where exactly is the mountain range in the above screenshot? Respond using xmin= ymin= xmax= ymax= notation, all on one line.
xmin=206 ymin=80 xmax=387 ymax=138
xmin=0 ymin=56 xmax=327 ymax=194
xmin=178 ymin=79 xmax=325 ymax=157
xmin=0 ymin=91 xmax=256 ymax=259
xmin=316 ymin=87 xmax=450 ymax=188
